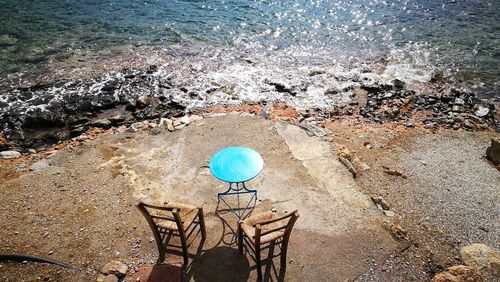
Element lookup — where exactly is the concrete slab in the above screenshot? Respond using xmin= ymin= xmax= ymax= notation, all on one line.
xmin=99 ymin=115 xmax=399 ymax=280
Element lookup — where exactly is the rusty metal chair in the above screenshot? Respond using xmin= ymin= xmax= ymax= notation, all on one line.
xmin=137 ymin=201 xmax=206 ymax=266
xmin=237 ymin=209 xmax=299 ymax=280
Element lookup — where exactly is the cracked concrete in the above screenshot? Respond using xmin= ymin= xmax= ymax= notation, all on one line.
xmin=97 ymin=115 xmax=399 ymax=280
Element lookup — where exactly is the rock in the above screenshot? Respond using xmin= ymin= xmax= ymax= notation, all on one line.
xmin=1 ymin=151 xmax=21 ymax=159
xmin=128 ymin=122 xmax=145 ymax=132
xmin=454 ymin=98 xmax=465 ymax=106
xmin=389 ymin=223 xmax=408 ymax=241
xmin=175 ymin=124 xmax=186 ymax=130
xmin=392 ymin=79 xmax=405 ymax=89
xmin=430 ymin=265 xmax=481 ymax=282
xmin=30 ymin=159 xmax=49 ymax=171
xmin=338 ymin=156 xmax=357 ymax=178
xmin=101 ymin=261 xmax=128 ymax=277
xmin=207 ymin=113 xmax=227 ymax=118
xmin=159 ymin=118 xmax=175 ymax=132
xmin=382 ymin=166 xmax=406 ymax=178
xmin=75 ymin=135 xmax=88 ymax=141
xmin=92 ymin=119 xmax=112 ymax=129
xmin=430 ymin=71 xmax=444 ymax=83
xmin=0 ymin=34 xmax=18 ymax=46
xmin=405 ymin=121 xmax=415 ymax=128
xmin=309 ymin=68 xmax=326 ymax=76
xmin=268 ymin=80 xmax=295 ymax=94
xmin=136 ymin=96 xmax=150 ymax=108
xmin=486 ymin=138 xmax=500 ymax=166
xmin=179 ymin=116 xmax=191 ymax=125
xmin=101 ymin=82 xmax=118 ymax=92
xmin=424 ymin=122 xmax=436 ymax=129
xmin=383 ymin=210 xmax=396 ymax=217
xmin=463 ymin=120 xmax=473 ymax=129
xmin=371 ymin=195 xmax=390 ymax=211
xmin=96 ymin=274 xmax=107 ymax=282
xmin=300 ymin=122 xmax=326 ymax=137
xmin=102 ymin=274 xmax=118 ymax=282
xmin=189 ymin=115 xmax=203 ymax=122
xmin=109 ymin=115 xmax=125 ymax=125
xmin=475 ymin=105 xmax=490 ymax=117
xmin=460 ymin=243 xmax=500 ymax=273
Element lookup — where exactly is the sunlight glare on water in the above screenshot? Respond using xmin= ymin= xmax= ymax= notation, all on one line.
xmin=0 ymin=0 xmax=498 ymax=93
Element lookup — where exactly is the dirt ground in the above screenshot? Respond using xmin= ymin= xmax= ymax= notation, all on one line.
xmin=0 ymin=114 xmax=498 ymax=281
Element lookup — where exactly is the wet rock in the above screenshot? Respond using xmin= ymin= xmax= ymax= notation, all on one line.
xmin=147 ymin=64 xmax=158 ymax=73
xmin=268 ymin=80 xmax=295 ymax=95
xmin=101 ymin=261 xmax=128 ymax=277
xmin=430 ymin=71 xmax=444 ymax=83
xmin=101 ymin=81 xmax=118 ymax=92
xmin=1 ymin=150 xmax=21 ymax=159
xmin=392 ymin=79 xmax=405 ymax=89
xmin=430 ymin=265 xmax=481 ymax=282
xmin=91 ymin=119 xmax=112 ymax=129
xmin=30 ymin=159 xmax=49 ymax=171
xmin=309 ymin=68 xmax=325 ymax=76
xmin=70 ymin=125 xmax=86 ymax=136
xmin=136 ymin=96 xmax=150 ymax=108
xmin=486 ymin=138 xmax=500 ymax=166
xmin=475 ymin=105 xmax=490 ymax=117
xmin=454 ymin=98 xmax=465 ymax=106
xmin=460 ymin=243 xmax=500 ymax=273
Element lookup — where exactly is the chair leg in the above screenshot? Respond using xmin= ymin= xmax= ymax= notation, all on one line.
xmin=280 ymin=240 xmax=289 ymax=271
xmin=198 ymin=208 xmax=207 ymax=240
xmin=237 ymin=222 xmax=243 ymax=254
xmin=255 ymin=244 xmax=262 ymax=280
xmin=178 ymin=229 xmax=189 ymax=266
xmin=157 ymin=245 xmax=165 ymax=264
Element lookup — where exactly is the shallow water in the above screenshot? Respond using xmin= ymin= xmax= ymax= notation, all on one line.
xmin=0 ymin=0 xmax=498 ymax=95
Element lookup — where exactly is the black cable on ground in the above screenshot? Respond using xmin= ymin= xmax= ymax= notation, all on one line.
xmin=0 ymin=254 xmax=70 ymax=268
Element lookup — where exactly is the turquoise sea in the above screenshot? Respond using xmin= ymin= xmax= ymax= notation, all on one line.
xmin=0 ymin=0 xmax=498 ymax=96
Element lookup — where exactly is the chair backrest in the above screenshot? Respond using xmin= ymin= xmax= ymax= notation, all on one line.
xmin=137 ymin=202 xmax=184 ymax=234
xmin=253 ymin=209 xmax=299 ymax=245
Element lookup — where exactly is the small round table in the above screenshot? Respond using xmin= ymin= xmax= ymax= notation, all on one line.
xmin=210 ymin=146 xmax=263 ymax=219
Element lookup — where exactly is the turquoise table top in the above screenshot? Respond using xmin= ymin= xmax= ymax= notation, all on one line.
xmin=210 ymin=146 xmax=264 ymax=183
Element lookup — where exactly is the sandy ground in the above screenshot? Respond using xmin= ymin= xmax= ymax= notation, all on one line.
xmin=0 ymin=114 xmax=498 ymax=281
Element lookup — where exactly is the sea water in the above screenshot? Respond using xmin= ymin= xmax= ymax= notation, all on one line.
xmin=0 ymin=0 xmax=498 ymax=99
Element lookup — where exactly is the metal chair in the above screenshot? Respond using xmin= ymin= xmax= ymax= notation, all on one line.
xmin=137 ymin=201 xmax=206 ymax=266
xmin=237 ymin=209 xmax=299 ymax=280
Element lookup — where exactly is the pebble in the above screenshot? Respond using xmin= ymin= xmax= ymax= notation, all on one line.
xmin=101 ymin=261 xmax=128 ymax=277
xmin=1 ymin=150 xmax=21 ymax=159
xmin=30 ymin=159 xmax=50 ymax=171
xmin=179 ymin=116 xmax=191 ymax=125
xmin=189 ymin=114 xmax=204 ymax=122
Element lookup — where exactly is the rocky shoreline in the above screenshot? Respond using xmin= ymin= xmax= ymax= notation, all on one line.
xmin=0 ymin=62 xmax=499 ymax=153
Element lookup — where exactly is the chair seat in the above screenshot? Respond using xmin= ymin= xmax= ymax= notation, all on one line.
xmin=155 ymin=202 xmax=198 ymax=231
xmin=241 ymin=211 xmax=285 ymax=244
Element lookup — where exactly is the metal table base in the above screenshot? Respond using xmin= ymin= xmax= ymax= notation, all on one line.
xmin=217 ymin=182 xmax=257 ymax=219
